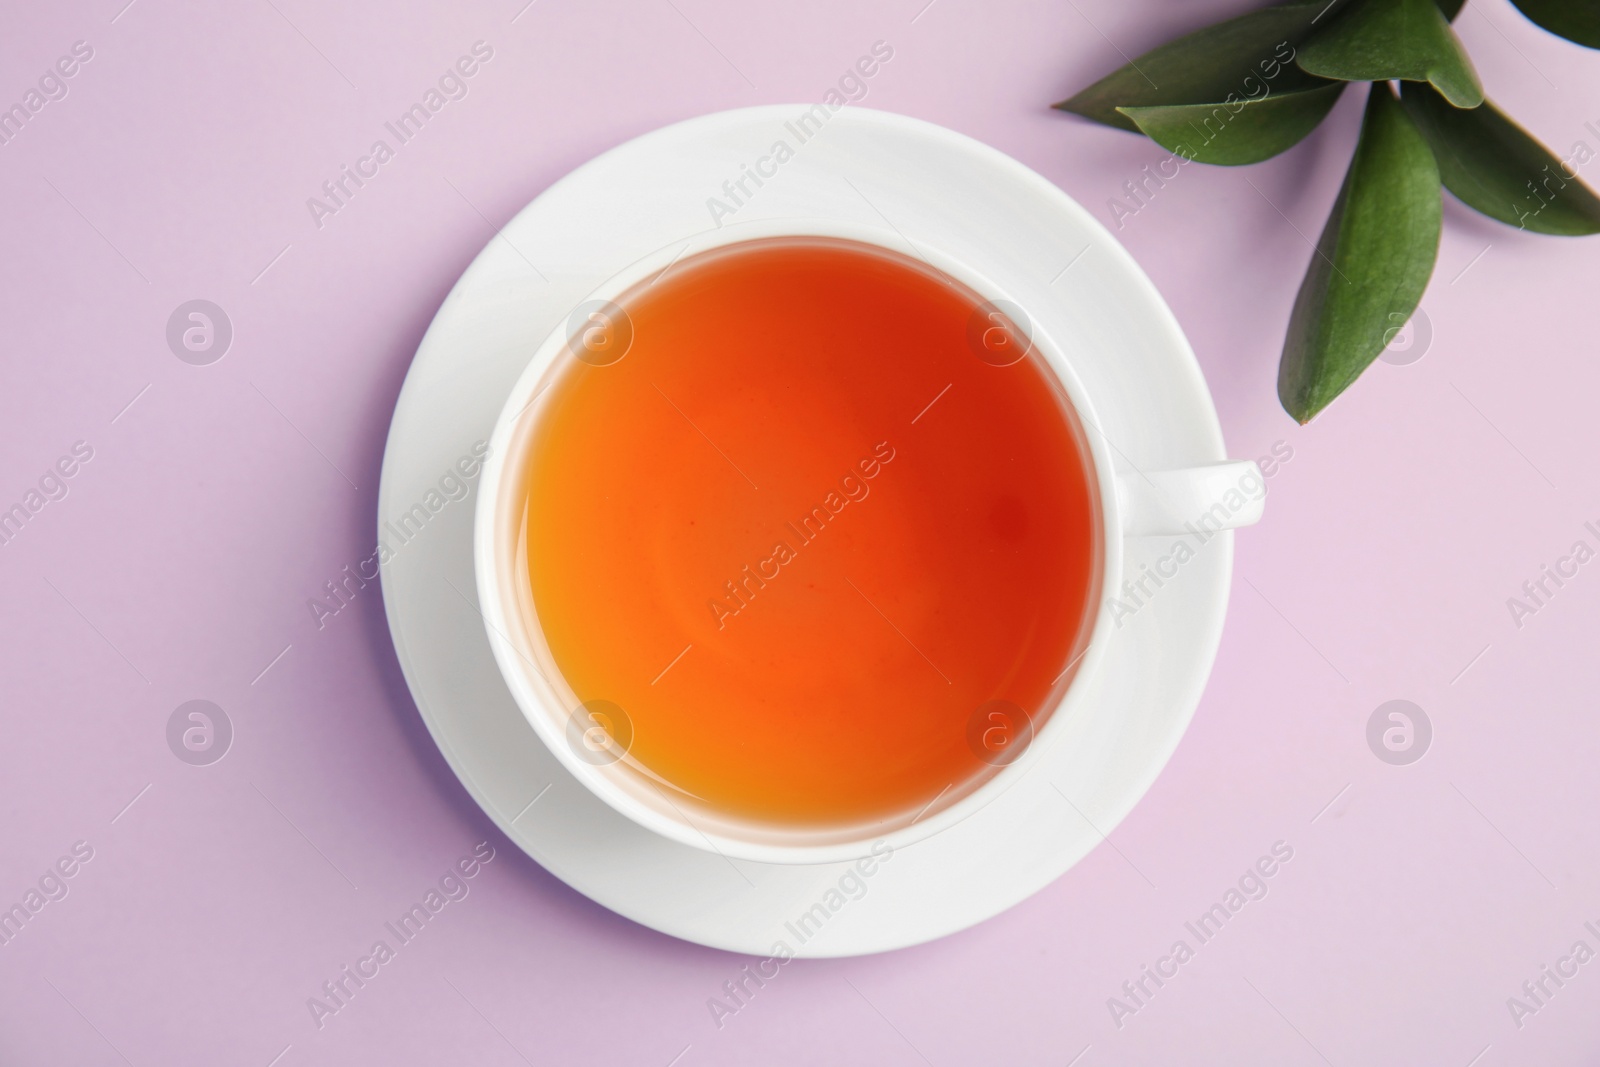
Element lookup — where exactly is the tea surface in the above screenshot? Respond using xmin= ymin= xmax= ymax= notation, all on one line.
xmin=521 ymin=237 xmax=1098 ymax=827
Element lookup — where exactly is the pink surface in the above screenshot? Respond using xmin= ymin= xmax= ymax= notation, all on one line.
xmin=2 ymin=0 xmax=1597 ymax=1063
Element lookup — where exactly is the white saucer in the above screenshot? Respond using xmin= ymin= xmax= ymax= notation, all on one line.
xmin=377 ymin=106 xmax=1233 ymax=957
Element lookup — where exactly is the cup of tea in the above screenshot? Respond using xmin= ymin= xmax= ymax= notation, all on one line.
xmin=474 ymin=217 xmax=1262 ymax=865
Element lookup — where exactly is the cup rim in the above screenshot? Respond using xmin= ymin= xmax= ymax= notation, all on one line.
xmin=473 ymin=216 xmax=1126 ymax=865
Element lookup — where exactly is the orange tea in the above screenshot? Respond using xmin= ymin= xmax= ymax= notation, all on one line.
xmin=518 ymin=237 xmax=1099 ymax=828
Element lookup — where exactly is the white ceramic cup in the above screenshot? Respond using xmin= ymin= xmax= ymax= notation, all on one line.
xmin=474 ymin=217 xmax=1263 ymax=865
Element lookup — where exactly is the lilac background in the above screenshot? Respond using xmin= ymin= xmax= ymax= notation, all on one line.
xmin=3 ymin=0 xmax=1598 ymax=1063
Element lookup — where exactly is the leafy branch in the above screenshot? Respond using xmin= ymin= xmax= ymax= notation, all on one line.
xmin=1056 ymin=0 xmax=1600 ymax=424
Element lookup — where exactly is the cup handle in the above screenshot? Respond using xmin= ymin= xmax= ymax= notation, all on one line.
xmin=1117 ymin=460 xmax=1266 ymax=537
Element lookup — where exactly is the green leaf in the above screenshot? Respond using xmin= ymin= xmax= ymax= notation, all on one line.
xmin=1297 ymin=0 xmax=1484 ymax=107
xmin=1508 ymin=0 xmax=1600 ymax=48
xmin=1278 ymin=85 xmax=1442 ymax=423
xmin=1056 ymin=2 xmax=1335 ymax=133
xmin=1400 ymin=82 xmax=1600 ymax=234
xmin=1436 ymin=0 xmax=1466 ymax=19
xmin=1117 ymin=82 xmax=1344 ymax=165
